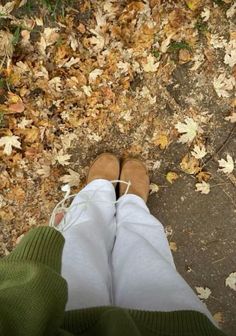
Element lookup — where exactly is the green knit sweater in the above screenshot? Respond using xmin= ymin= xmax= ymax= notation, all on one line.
xmin=0 ymin=227 xmax=226 ymax=336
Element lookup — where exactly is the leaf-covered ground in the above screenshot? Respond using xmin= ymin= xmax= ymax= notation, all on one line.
xmin=0 ymin=0 xmax=236 ymax=334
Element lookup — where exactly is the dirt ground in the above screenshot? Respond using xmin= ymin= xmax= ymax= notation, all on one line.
xmin=0 ymin=1 xmax=236 ymax=335
xmin=149 ymin=141 xmax=236 ymax=336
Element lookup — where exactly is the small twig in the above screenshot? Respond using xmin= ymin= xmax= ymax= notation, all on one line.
xmin=212 ymin=257 xmax=226 ymax=264
xmin=210 ymin=182 xmax=231 ymax=188
xmin=222 ymin=188 xmax=236 ymax=208
xmin=203 ymin=124 xmax=236 ymax=168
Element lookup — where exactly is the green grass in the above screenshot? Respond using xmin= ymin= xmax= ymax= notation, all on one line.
xmin=195 ymin=19 xmax=208 ymax=33
xmin=12 ymin=26 xmax=21 ymax=46
xmin=212 ymin=0 xmax=224 ymax=5
xmin=19 ymin=0 xmax=75 ymax=19
xmin=0 ymin=78 xmax=5 ymax=89
xmin=152 ymin=49 xmax=161 ymax=60
xmin=168 ymin=40 xmax=192 ymax=52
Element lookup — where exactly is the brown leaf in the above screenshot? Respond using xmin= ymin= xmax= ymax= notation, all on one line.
xmin=22 ymin=128 xmax=39 ymax=143
xmin=196 ymin=171 xmax=211 ymax=182
xmin=7 ymin=186 xmax=25 ymax=203
xmin=213 ymin=312 xmax=224 ymax=325
xmin=169 ymin=9 xmax=185 ymax=28
xmin=0 ymin=208 xmax=14 ymax=221
xmin=170 ymin=242 xmax=178 ymax=252
xmin=8 ymin=101 xmax=25 ymax=113
xmin=179 ymin=49 xmax=192 ymax=64
xmin=180 ymin=154 xmax=200 ymax=175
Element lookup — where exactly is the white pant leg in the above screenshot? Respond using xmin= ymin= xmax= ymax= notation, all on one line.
xmin=112 ymin=194 xmax=214 ymax=323
xmin=60 ymin=179 xmax=116 ymax=311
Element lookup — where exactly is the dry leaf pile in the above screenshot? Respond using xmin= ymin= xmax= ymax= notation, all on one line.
xmin=0 ymin=0 xmax=235 ymax=255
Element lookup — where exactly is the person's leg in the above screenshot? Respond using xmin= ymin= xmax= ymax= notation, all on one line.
xmin=112 ymin=159 xmax=214 ymax=323
xmin=58 ymin=154 xmax=120 ymax=310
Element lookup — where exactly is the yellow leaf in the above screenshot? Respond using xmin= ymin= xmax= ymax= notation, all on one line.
xmin=213 ymin=312 xmax=224 ymax=325
xmin=185 ymin=0 xmax=203 ymax=11
xmin=154 ymin=134 xmax=169 ymax=149
xmin=22 ymin=128 xmax=39 ymax=143
xmin=166 ymin=172 xmax=179 ymax=184
xmin=170 ymin=242 xmax=177 ymax=252
xmin=180 ymin=154 xmax=200 ymax=175
xmin=7 ymin=186 xmax=25 ymax=203
xmin=8 ymin=93 xmax=21 ymax=104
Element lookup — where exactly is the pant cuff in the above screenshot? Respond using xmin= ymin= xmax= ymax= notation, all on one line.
xmin=116 ymin=194 xmax=150 ymax=212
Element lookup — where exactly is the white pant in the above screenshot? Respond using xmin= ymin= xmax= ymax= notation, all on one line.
xmin=61 ymin=179 xmax=214 ymax=323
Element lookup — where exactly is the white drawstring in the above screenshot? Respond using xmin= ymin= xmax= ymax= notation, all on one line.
xmin=49 ymin=180 xmax=131 ymax=232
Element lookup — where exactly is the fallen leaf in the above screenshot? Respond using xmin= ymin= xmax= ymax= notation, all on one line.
xmin=226 ymin=2 xmax=236 ymax=19
xmin=7 ymin=186 xmax=25 ymax=203
xmin=0 ymin=135 xmax=21 ymax=156
xmin=140 ymin=86 xmax=156 ymax=105
xmin=225 ymin=112 xmax=236 ymax=123
xmin=36 ymin=165 xmax=51 ymax=178
xmin=196 ymin=171 xmax=211 ymax=182
xmin=0 ymin=1 xmax=15 ymax=17
xmin=224 ymin=40 xmax=236 ymax=68
xmin=179 ymin=49 xmax=192 ymax=64
xmin=149 ymin=183 xmax=159 ymax=194
xmin=218 ymin=154 xmax=234 ymax=174
xmin=18 ymin=118 xmax=33 ymax=129
xmin=169 ymin=241 xmax=177 ymax=252
xmin=38 ymin=27 xmax=60 ymax=55
xmin=180 ymin=154 xmax=200 ymax=174
xmin=89 ymin=69 xmax=103 ymax=83
xmin=61 ymin=133 xmax=77 ymax=150
xmin=191 ymin=144 xmax=207 ymax=159
xmin=117 ymin=61 xmax=130 ymax=74
xmin=175 ymin=117 xmax=199 ymax=144
xmin=166 ymin=172 xmax=179 ymax=184
xmin=185 ymin=0 xmax=204 ymax=11
xmin=22 ymin=128 xmax=39 ymax=143
xmin=82 ymin=85 xmax=92 ymax=97
xmin=154 ymin=134 xmax=169 ymax=149
xmin=89 ymin=29 xmax=105 ymax=52
xmin=225 ymin=272 xmax=236 ymax=291
xmin=69 ymin=34 xmax=78 ymax=51
xmin=213 ymin=312 xmax=224 ymax=325
xmin=195 ymin=286 xmax=211 ymax=300
xmin=201 ymin=8 xmax=210 ymax=22
xmin=8 ymin=101 xmax=25 ymax=113
xmin=63 ymin=57 xmax=80 ymax=68
xmin=213 ymin=74 xmax=235 ymax=98
xmin=55 ymin=150 xmax=71 ymax=166
xmin=142 ymin=54 xmax=159 ymax=72
xmin=0 ymin=31 xmax=14 ymax=58
xmin=195 ymin=181 xmax=210 ymax=194
xmin=60 ymin=169 xmax=80 ymax=187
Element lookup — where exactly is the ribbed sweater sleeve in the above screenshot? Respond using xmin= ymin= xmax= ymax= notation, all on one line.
xmin=4 ymin=226 xmax=64 ymax=272
xmin=0 ymin=227 xmax=69 ymax=336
